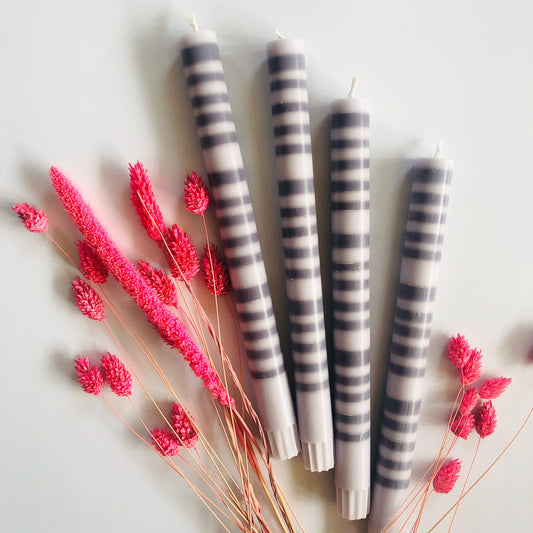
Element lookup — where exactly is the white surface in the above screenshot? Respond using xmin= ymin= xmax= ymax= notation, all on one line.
xmin=1 ymin=1 xmax=532 ymax=532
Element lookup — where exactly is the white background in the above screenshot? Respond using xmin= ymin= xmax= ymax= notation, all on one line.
xmin=1 ymin=0 xmax=532 ymax=531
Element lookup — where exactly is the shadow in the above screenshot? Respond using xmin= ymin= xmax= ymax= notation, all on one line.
xmin=500 ymin=323 xmax=533 ymax=365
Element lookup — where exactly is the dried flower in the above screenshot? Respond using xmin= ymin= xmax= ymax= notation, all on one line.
xmin=138 ymin=260 xmax=177 ymax=306
xmin=71 ymin=277 xmax=105 ymax=321
xmin=101 ymin=353 xmax=132 ymax=397
xmin=129 ymin=161 xmax=166 ymax=243
xmin=447 ymin=334 xmax=471 ymax=369
xmin=460 ymin=348 xmax=483 ymax=385
xmin=433 ymin=459 xmax=462 ymax=494
xmin=458 ymin=387 xmax=479 ymax=416
xmin=201 ymin=244 xmax=231 ymax=296
xmin=76 ymin=240 xmax=109 ymax=284
xmin=75 ymin=356 xmax=104 ymax=395
xmin=12 ymin=202 xmax=48 ymax=233
xmin=479 ymin=377 xmax=512 ymax=400
xmin=450 ymin=413 xmax=475 ymax=439
xmin=171 ymin=403 xmax=199 ymax=448
xmin=151 ymin=428 xmax=180 ymax=457
xmin=164 ymin=224 xmax=200 ymax=282
xmin=475 ymin=400 xmax=497 ymax=438
xmin=184 ymin=171 xmax=210 ymax=215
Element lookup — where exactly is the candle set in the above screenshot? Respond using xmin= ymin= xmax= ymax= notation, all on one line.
xmin=179 ymin=22 xmax=453 ymax=525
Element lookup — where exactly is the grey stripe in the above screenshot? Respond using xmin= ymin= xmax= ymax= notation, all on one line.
xmin=393 ymin=322 xmax=431 ymax=339
xmin=290 ymin=321 xmax=325 ymax=333
xmin=398 ymin=284 xmax=437 ymax=301
xmin=389 ymin=363 xmax=426 ymax=377
xmin=288 ymin=299 xmax=323 ymax=316
xmin=331 ymin=200 xmax=370 ymax=211
xmin=382 ymin=414 xmax=418 ymax=433
xmin=280 ymin=205 xmax=316 ymax=218
xmin=377 ymin=456 xmax=414 ymax=472
xmin=404 ymin=231 xmax=444 ymax=244
xmin=412 ymin=167 xmax=451 ymax=184
xmin=335 ymin=412 xmax=371 ymax=424
xmin=275 ymin=143 xmax=312 ymax=156
xmin=380 ymin=436 xmax=416 ymax=452
xmin=395 ymin=307 xmax=433 ymax=323
xmin=410 ymin=192 xmax=449 ymax=206
xmin=383 ymin=397 xmax=422 ymax=416
xmin=335 ymin=349 xmax=371 ymax=366
xmin=375 ymin=473 xmax=410 ymax=489
xmin=216 ymin=195 xmax=251 ymax=208
xmin=182 ymin=42 xmax=220 ymax=66
xmin=331 ymin=180 xmax=370 ymax=192
xmin=234 ymin=282 xmax=270 ymax=303
xmin=281 ymin=224 xmax=317 ymax=239
xmin=332 ymin=261 xmax=370 ymax=272
xmin=196 ymin=111 xmax=234 ymax=127
xmin=237 ymin=308 xmax=274 ymax=322
xmin=268 ymin=53 xmax=306 ymax=73
xmin=285 ymin=266 xmax=321 ymax=279
xmin=200 ymin=131 xmax=238 ymax=149
xmin=294 ymin=360 xmax=328 ymax=373
xmin=333 ymin=300 xmax=370 ymax=312
xmin=272 ymin=102 xmax=309 ymax=115
xmin=292 ymin=339 xmax=327 ymax=353
xmin=208 ymin=168 xmax=246 ymax=187
xmin=335 ymin=374 xmax=370 ymax=386
xmin=274 ymin=124 xmax=311 ymax=136
xmin=332 ymin=233 xmax=370 ymax=248
xmin=391 ymin=342 xmax=428 ymax=359
xmin=295 ymin=378 xmax=330 ymax=392
xmin=218 ymin=210 xmax=254 ymax=227
xmin=246 ymin=348 xmax=282 ymax=361
xmin=403 ymin=247 xmax=442 ymax=261
xmin=334 ymin=318 xmax=370 ymax=331
xmin=242 ymin=325 xmax=279 ymax=342
xmin=335 ymin=429 xmax=371 ymax=443
xmin=191 ymin=93 xmax=229 ymax=108
xmin=222 ymin=233 xmax=258 ymax=248
xmin=270 ymin=78 xmax=307 ymax=91
xmin=278 ymin=178 xmax=314 ymax=196
xmin=331 ymin=138 xmax=370 ymax=149
xmin=227 ymin=252 xmax=263 ymax=268
xmin=331 ymin=159 xmax=370 ymax=171
xmin=284 ymin=245 xmax=319 ymax=258
xmin=408 ymin=210 xmax=447 ymax=224
xmin=331 ymin=113 xmax=369 ymax=128
xmin=336 ymin=389 xmax=371 ymax=402
xmin=187 ymin=71 xmax=225 ymax=86
xmin=332 ymin=278 xmax=370 ymax=291
xmin=250 ymin=363 xmax=287 ymax=380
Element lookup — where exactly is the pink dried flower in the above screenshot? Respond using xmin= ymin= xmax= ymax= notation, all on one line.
xmin=201 ymin=244 xmax=231 ymax=296
xmin=459 ymin=387 xmax=479 ymax=416
xmin=475 ymin=400 xmax=497 ymax=438
xmin=71 ymin=277 xmax=105 ymax=321
xmin=460 ymin=348 xmax=483 ymax=385
xmin=12 ymin=202 xmax=48 ymax=233
xmin=479 ymin=377 xmax=512 ymax=400
xmin=101 ymin=353 xmax=132 ymax=397
xmin=171 ymin=403 xmax=199 ymax=448
xmin=450 ymin=413 xmax=475 ymax=440
xmin=164 ymin=224 xmax=200 ymax=282
xmin=76 ymin=240 xmax=109 ymax=284
xmin=433 ymin=458 xmax=462 ymax=494
xmin=75 ymin=356 xmax=104 ymax=395
xmin=137 ymin=260 xmax=177 ymax=306
xmin=184 ymin=171 xmax=210 ymax=215
xmin=129 ymin=161 xmax=166 ymax=243
xmin=447 ymin=334 xmax=471 ymax=369
xmin=151 ymin=428 xmax=180 ymax=457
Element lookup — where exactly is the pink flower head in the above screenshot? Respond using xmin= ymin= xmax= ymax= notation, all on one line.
xmin=479 ymin=377 xmax=512 ymax=400
xmin=450 ymin=412 xmax=475 ymax=440
xmin=12 ymin=202 xmax=48 ymax=233
xmin=151 ymin=428 xmax=180 ymax=457
xmin=447 ymin=334 xmax=471 ymax=369
xmin=71 ymin=277 xmax=105 ymax=321
xmin=201 ymin=244 xmax=231 ymax=296
xmin=75 ymin=356 xmax=104 ymax=395
xmin=101 ymin=353 xmax=132 ymax=397
xmin=76 ymin=240 xmax=109 ymax=284
xmin=184 ymin=171 xmax=210 ymax=215
xmin=137 ymin=260 xmax=177 ymax=306
xmin=164 ymin=225 xmax=199 ymax=282
xmin=475 ymin=400 xmax=497 ymax=438
xmin=129 ymin=161 xmax=166 ymax=243
xmin=460 ymin=348 xmax=483 ymax=385
xmin=171 ymin=403 xmax=199 ymax=448
xmin=459 ymin=387 xmax=479 ymax=416
xmin=433 ymin=459 xmax=462 ymax=494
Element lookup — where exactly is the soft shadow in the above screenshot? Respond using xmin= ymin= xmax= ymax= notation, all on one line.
xmin=499 ymin=323 xmax=533 ymax=365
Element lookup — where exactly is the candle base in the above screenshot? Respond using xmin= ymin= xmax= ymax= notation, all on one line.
xmin=267 ymin=423 xmax=300 ymax=460
xmin=336 ymin=487 xmax=370 ymax=520
xmin=301 ymin=440 xmax=334 ymax=472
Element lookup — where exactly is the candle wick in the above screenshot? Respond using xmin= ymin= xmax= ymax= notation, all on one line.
xmin=348 ymin=75 xmax=358 ymax=98
xmin=434 ymin=141 xmax=443 ymax=158
xmin=274 ymin=29 xmax=285 ymax=39
xmin=186 ymin=13 xmax=198 ymax=32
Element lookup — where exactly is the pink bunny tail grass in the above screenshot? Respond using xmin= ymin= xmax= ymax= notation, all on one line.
xmin=479 ymin=377 xmax=512 ymax=400
xmin=12 ymin=202 xmax=49 ymax=233
xmin=433 ymin=458 xmax=462 ymax=494
xmin=475 ymin=400 xmax=497 ymax=438
xmin=50 ymin=166 xmax=233 ymax=408
xmin=184 ymin=171 xmax=210 ymax=215
xmin=171 ymin=403 xmax=199 ymax=449
xmin=137 ymin=260 xmax=177 ymax=306
xmin=151 ymin=428 xmax=180 ymax=457
xmin=71 ymin=276 xmax=105 ymax=321
xmin=459 ymin=387 xmax=479 ymax=416
xmin=128 ymin=161 xmax=166 ymax=243
xmin=201 ymin=244 xmax=231 ymax=296
xmin=447 ymin=334 xmax=471 ymax=369
xmin=164 ymin=224 xmax=200 ymax=281
xmin=75 ymin=356 xmax=104 ymax=395
xmin=101 ymin=353 xmax=132 ymax=397
xmin=450 ymin=412 xmax=475 ymax=440
xmin=460 ymin=348 xmax=483 ymax=385
xmin=76 ymin=240 xmax=109 ymax=284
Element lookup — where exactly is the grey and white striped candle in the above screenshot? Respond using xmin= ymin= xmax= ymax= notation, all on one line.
xmin=330 ymin=87 xmax=371 ymax=519
xmin=266 ymin=36 xmax=334 ymax=472
xmin=368 ymin=154 xmax=453 ymax=533
xmin=180 ymin=29 xmax=299 ymax=460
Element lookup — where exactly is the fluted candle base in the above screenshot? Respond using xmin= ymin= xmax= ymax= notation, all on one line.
xmin=267 ymin=423 xmax=300 ymax=460
xmin=337 ymin=487 xmax=370 ymax=521
xmin=301 ymin=440 xmax=334 ymax=472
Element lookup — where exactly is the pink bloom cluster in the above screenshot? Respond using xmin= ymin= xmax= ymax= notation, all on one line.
xmin=151 ymin=403 xmax=199 ymax=457
xmin=76 ymin=240 xmax=109 ymax=284
xmin=184 ymin=171 xmax=210 ymax=215
xmin=164 ymin=224 xmax=200 ymax=282
xmin=201 ymin=244 xmax=231 ymax=296
xmin=12 ymin=202 xmax=49 ymax=233
xmin=138 ymin=260 xmax=177 ymax=307
xmin=75 ymin=354 xmax=132 ymax=398
xmin=75 ymin=356 xmax=104 ymax=395
xmin=71 ymin=277 xmax=105 ymax=321
xmin=433 ymin=458 xmax=462 ymax=494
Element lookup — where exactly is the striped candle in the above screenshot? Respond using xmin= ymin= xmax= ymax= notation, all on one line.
xmin=266 ymin=36 xmax=334 ymax=472
xmin=368 ymin=154 xmax=453 ymax=533
xmin=330 ymin=84 xmax=371 ymax=519
xmin=180 ymin=29 xmax=299 ymax=460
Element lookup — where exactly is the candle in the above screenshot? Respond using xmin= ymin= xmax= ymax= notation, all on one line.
xmin=266 ymin=34 xmax=334 ymax=471
xmin=180 ymin=25 xmax=299 ymax=460
xmin=368 ymin=150 xmax=453 ymax=533
xmin=330 ymin=78 xmax=371 ymax=519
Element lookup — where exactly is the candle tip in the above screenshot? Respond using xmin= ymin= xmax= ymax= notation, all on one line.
xmin=186 ymin=13 xmax=198 ymax=32
xmin=274 ymin=29 xmax=285 ymax=40
xmin=348 ymin=75 xmax=358 ymax=98
xmin=434 ymin=141 xmax=443 ymax=158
